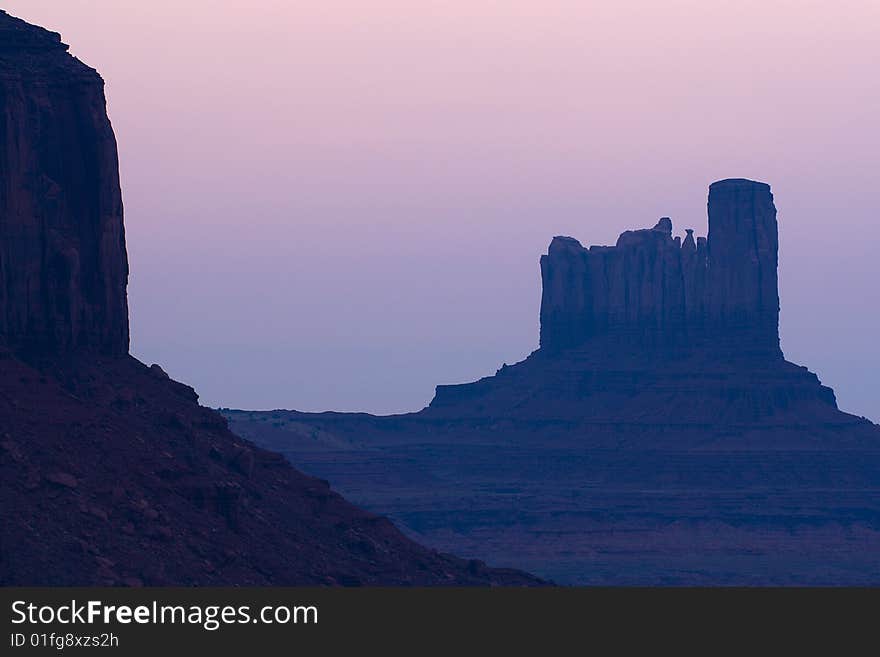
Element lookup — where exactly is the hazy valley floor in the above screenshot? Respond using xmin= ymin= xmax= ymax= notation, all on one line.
xmin=225 ymin=411 xmax=880 ymax=585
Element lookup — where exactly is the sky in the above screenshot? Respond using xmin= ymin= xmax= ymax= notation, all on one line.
xmin=5 ymin=1 xmax=879 ymax=418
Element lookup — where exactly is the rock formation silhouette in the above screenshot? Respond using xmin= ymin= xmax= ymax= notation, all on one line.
xmin=0 ymin=10 xmax=540 ymax=586
xmin=227 ymin=181 xmax=880 ymax=584
xmin=540 ymin=179 xmax=779 ymax=358
xmin=427 ymin=179 xmax=838 ymax=424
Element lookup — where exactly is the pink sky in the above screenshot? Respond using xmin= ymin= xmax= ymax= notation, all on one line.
xmin=5 ymin=1 xmax=879 ymax=417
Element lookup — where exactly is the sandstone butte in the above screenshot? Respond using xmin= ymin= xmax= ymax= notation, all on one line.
xmin=225 ymin=176 xmax=880 ymax=585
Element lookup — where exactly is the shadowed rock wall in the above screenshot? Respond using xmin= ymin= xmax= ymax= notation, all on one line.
xmin=539 ymin=179 xmax=779 ymax=358
xmin=0 ymin=10 xmax=129 ymax=355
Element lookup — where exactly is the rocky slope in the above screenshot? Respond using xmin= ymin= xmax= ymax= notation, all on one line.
xmin=0 ymin=350 xmax=540 ymax=585
xmin=227 ymin=180 xmax=880 ymax=585
xmin=0 ymin=10 xmax=540 ymax=586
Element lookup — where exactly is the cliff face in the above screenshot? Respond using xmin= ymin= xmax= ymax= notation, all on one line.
xmin=0 ymin=11 xmax=540 ymax=586
xmin=0 ymin=10 xmax=128 ymax=354
xmin=540 ymin=179 xmax=779 ymax=358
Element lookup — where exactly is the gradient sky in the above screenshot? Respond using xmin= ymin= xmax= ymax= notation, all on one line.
xmin=6 ymin=1 xmax=879 ymax=418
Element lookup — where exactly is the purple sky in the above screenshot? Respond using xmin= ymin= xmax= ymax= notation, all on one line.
xmin=6 ymin=1 xmax=879 ymax=418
